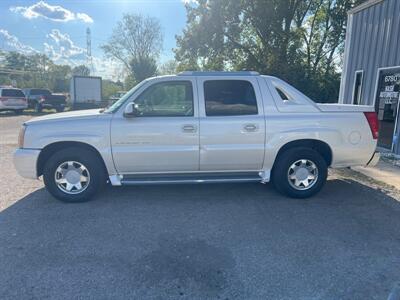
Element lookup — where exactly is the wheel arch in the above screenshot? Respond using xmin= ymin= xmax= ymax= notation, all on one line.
xmin=37 ymin=141 xmax=108 ymax=177
xmin=273 ymin=139 xmax=333 ymax=169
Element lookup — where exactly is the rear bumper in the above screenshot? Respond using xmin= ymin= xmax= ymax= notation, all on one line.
xmin=13 ymin=148 xmax=41 ymax=179
xmin=367 ymin=151 xmax=380 ymax=167
xmin=42 ymin=102 xmax=65 ymax=108
xmin=0 ymin=103 xmax=27 ymax=110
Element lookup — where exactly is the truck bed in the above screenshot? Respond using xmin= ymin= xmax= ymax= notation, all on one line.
xmin=317 ymin=103 xmax=375 ymax=112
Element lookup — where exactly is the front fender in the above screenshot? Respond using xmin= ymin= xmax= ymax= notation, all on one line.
xmin=23 ymin=117 xmax=116 ymax=175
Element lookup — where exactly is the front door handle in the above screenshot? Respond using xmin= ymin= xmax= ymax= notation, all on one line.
xmin=243 ymin=124 xmax=258 ymax=132
xmin=182 ymin=124 xmax=197 ymax=133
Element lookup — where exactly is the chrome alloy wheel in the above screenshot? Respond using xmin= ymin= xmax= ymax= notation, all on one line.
xmin=54 ymin=161 xmax=90 ymax=194
xmin=287 ymin=159 xmax=318 ymax=191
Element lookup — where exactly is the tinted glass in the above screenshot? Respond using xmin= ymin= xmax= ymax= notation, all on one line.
xmin=134 ymin=81 xmax=193 ymax=117
xmin=204 ymin=80 xmax=258 ymax=116
xmin=276 ymin=87 xmax=290 ymax=100
xmin=353 ymin=72 xmax=363 ymax=105
xmin=30 ymin=89 xmax=51 ymax=96
xmin=2 ymin=89 xmax=25 ymax=97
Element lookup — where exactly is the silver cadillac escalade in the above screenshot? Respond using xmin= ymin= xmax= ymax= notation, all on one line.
xmin=14 ymin=71 xmax=379 ymax=202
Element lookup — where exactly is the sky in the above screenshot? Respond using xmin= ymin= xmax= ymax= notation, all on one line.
xmin=0 ymin=0 xmax=192 ymax=80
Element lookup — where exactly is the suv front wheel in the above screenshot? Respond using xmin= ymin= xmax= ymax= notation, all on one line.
xmin=272 ymin=147 xmax=327 ymax=198
xmin=43 ymin=147 xmax=106 ymax=202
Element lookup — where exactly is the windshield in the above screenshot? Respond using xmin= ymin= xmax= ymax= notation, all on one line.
xmin=31 ymin=89 xmax=51 ymax=96
xmin=104 ymin=80 xmax=148 ymax=113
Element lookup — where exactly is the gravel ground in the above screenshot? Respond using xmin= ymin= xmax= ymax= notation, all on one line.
xmin=1 ymin=113 xmax=400 ymax=300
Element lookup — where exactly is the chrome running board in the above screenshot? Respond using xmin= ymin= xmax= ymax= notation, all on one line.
xmin=116 ymin=172 xmax=262 ymax=186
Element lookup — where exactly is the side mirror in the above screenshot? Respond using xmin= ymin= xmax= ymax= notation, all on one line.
xmin=123 ymin=102 xmax=138 ymax=118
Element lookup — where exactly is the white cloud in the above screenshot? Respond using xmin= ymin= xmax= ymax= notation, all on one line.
xmin=92 ymin=56 xmax=125 ymax=81
xmin=0 ymin=29 xmax=38 ymax=55
xmin=10 ymin=1 xmax=93 ymax=23
xmin=181 ymin=0 xmax=198 ymax=4
xmin=45 ymin=29 xmax=86 ymax=60
xmin=76 ymin=13 xmax=93 ymax=23
xmin=44 ymin=29 xmax=123 ymax=80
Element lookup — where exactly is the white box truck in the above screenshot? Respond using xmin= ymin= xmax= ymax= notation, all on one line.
xmin=70 ymin=76 xmax=102 ymax=110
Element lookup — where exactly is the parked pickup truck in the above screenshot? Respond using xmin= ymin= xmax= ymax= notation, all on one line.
xmin=14 ymin=71 xmax=379 ymax=202
xmin=23 ymin=88 xmax=66 ymax=112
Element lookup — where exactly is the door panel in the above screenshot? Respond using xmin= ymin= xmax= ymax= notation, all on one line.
xmin=197 ymin=77 xmax=266 ymax=171
xmin=111 ymin=117 xmax=199 ymax=173
xmin=111 ymin=79 xmax=199 ymax=173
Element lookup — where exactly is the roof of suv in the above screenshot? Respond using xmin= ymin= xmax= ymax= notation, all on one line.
xmin=177 ymin=71 xmax=260 ymax=76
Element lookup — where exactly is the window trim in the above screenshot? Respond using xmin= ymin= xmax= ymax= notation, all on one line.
xmin=203 ymin=79 xmax=259 ymax=117
xmin=352 ymin=70 xmax=364 ymax=105
xmin=132 ymin=80 xmax=195 ymax=118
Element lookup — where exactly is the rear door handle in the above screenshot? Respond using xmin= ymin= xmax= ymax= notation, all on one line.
xmin=182 ymin=124 xmax=197 ymax=133
xmin=243 ymin=124 xmax=258 ymax=132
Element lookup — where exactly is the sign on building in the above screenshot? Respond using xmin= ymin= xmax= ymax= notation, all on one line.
xmin=374 ymin=68 xmax=400 ymax=149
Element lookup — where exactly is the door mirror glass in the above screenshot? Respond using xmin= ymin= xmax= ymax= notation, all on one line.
xmin=123 ymin=102 xmax=138 ymax=118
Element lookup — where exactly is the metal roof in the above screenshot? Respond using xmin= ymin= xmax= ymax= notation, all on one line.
xmin=348 ymin=0 xmax=384 ymax=14
xmin=177 ymin=71 xmax=260 ymax=76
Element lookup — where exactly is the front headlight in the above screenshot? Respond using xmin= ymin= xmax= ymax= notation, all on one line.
xmin=18 ymin=124 xmax=26 ymax=148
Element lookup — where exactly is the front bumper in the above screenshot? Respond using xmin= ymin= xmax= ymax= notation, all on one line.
xmin=367 ymin=151 xmax=380 ymax=167
xmin=13 ymin=148 xmax=41 ymax=179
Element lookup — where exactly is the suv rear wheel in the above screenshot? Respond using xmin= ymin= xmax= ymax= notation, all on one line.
xmin=43 ymin=147 xmax=106 ymax=202
xmin=272 ymin=147 xmax=327 ymax=198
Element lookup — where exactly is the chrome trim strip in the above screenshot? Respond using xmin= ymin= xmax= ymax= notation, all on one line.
xmin=121 ymin=178 xmax=261 ymax=185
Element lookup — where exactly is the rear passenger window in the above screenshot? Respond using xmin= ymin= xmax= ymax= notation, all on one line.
xmin=275 ymin=87 xmax=290 ymax=101
xmin=204 ymin=80 xmax=258 ymax=116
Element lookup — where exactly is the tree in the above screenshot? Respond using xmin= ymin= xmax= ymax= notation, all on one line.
xmin=72 ymin=65 xmax=90 ymax=76
xmin=124 ymin=74 xmax=136 ymax=91
xmin=102 ymin=13 xmax=163 ymax=82
xmin=158 ymin=60 xmax=178 ymax=75
xmin=50 ymin=64 xmax=72 ymax=92
xmin=3 ymin=52 xmax=30 ymax=70
xmin=102 ymin=79 xmax=124 ymax=99
xmin=0 ymin=51 xmax=73 ymax=92
xmin=129 ymin=56 xmax=157 ymax=83
xmin=174 ymin=0 xmax=367 ymax=102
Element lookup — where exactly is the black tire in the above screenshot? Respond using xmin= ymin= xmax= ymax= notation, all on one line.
xmin=14 ymin=109 xmax=24 ymax=115
xmin=55 ymin=106 xmax=64 ymax=112
xmin=43 ymin=147 xmax=107 ymax=202
xmin=272 ymin=147 xmax=327 ymax=199
xmin=34 ymin=102 xmax=42 ymax=113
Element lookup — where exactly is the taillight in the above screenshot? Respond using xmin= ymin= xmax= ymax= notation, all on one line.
xmin=364 ymin=112 xmax=379 ymax=140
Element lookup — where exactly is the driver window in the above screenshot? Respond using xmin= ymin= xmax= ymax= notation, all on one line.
xmin=133 ymin=81 xmax=194 ymax=117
